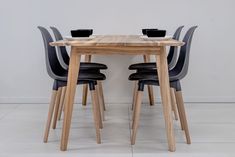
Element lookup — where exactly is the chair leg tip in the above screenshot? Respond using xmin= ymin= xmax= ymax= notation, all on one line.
xmin=60 ymin=148 xmax=66 ymax=151
xmin=186 ymin=140 xmax=191 ymax=144
xmin=99 ymin=123 xmax=103 ymax=129
xmin=131 ymin=137 xmax=136 ymax=145
xmin=169 ymin=149 xmax=176 ymax=152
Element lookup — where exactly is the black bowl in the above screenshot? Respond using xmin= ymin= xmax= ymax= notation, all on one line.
xmin=71 ymin=29 xmax=93 ymax=37
xmin=146 ymin=30 xmax=166 ymax=37
xmin=142 ymin=29 xmax=158 ymax=35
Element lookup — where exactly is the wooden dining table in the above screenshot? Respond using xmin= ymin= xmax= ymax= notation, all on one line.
xmin=50 ymin=35 xmax=184 ymax=152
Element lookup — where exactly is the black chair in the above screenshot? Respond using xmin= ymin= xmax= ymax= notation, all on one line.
xmin=50 ymin=26 xmax=107 ymax=111
xmin=129 ymin=26 xmax=184 ymax=110
xmin=129 ymin=26 xmax=198 ymax=145
xmin=38 ymin=26 xmax=105 ymax=144
xmin=49 ymin=27 xmax=107 ymax=122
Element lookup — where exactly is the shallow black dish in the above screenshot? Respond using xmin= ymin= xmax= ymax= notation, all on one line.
xmin=71 ymin=29 xmax=93 ymax=37
xmin=146 ymin=30 xmax=166 ymax=37
xmin=142 ymin=29 xmax=158 ymax=35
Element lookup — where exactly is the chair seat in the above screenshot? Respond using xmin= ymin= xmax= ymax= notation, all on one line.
xmin=76 ymin=62 xmax=108 ymax=70
xmin=129 ymin=72 xmax=158 ymax=81
xmin=129 ymin=62 xmax=156 ymax=70
xmin=53 ymin=71 xmax=106 ymax=90
xmin=129 ymin=70 xmax=179 ymax=82
xmin=76 ymin=71 xmax=106 ymax=81
xmin=57 ymin=70 xmax=106 ymax=82
xmin=129 ymin=71 xmax=182 ymax=91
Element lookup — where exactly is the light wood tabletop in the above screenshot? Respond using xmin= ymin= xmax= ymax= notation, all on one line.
xmin=50 ymin=35 xmax=184 ymax=152
xmin=50 ymin=35 xmax=183 ymax=47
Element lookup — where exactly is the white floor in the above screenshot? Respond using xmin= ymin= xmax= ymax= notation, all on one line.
xmin=0 ymin=102 xmax=235 ymax=157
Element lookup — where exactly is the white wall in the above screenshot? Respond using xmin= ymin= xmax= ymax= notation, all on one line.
xmin=0 ymin=0 xmax=235 ymax=104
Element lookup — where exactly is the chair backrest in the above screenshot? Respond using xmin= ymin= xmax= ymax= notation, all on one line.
xmin=173 ymin=26 xmax=198 ymax=80
xmin=38 ymin=26 xmax=66 ymax=79
xmin=50 ymin=26 xmax=70 ymax=68
xmin=167 ymin=26 xmax=184 ymax=69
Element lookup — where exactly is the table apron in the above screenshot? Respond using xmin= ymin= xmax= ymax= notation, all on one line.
xmin=73 ymin=46 xmax=161 ymax=55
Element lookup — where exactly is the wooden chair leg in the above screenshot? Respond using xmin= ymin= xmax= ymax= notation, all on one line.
xmin=95 ymin=86 xmax=103 ymax=129
xmin=43 ymin=90 xmax=57 ymax=143
xmin=82 ymin=55 xmax=92 ymax=106
xmin=52 ymin=88 xmax=62 ymax=129
xmin=131 ymin=81 xmax=138 ymax=111
xmin=98 ymin=81 xmax=106 ymax=111
xmin=131 ymin=91 xmax=143 ymax=145
xmin=82 ymin=85 xmax=88 ymax=106
xmin=170 ymin=88 xmax=178 ymax=120
xmin=132 ymin=89 xmax=138 ymax=129
xmin=147 ymin=85 xmax=154 ymax=106
xmin=58 ymin=87 xmax=66 ymax=121
xmin=97 ymin=83 xmax=105 ymax=121
xmin=143 ymin=55 xmax=154 ymax=106
xmin=175 ymin=91 xmax=191 ymax=144
xmin=90 ymin=90 xmax=101 ymax=144
xmin=174 ymin=90 xmax=184 ymax=130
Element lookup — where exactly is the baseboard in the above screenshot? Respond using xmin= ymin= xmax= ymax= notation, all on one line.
xmin=0 ymin=96 xmax=235 ymax=104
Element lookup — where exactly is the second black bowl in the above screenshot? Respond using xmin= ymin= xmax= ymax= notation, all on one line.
xmin=142 ymin=29 xmax=158 ymax=35
xmin=146 ymin=30 xmax=166 ymax=37
xmin=71 ymin=29 xmax=93 ymax=37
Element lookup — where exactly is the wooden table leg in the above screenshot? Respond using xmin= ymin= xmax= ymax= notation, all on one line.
xmin=82 ymin=55 xmax=92 ymax=106
xmin=155 ymin=47 xmax=176 ymax=152
xmin=61 ymin=47 xmax=81 ymax=151
xmin=143 ymin=55 xmax=154 ymax=106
